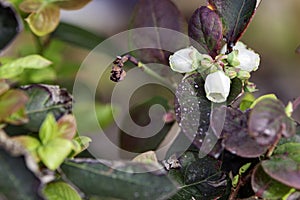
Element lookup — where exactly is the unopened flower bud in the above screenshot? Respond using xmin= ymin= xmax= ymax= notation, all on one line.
xmin=237 ymin=70 xmax=251 ymax=80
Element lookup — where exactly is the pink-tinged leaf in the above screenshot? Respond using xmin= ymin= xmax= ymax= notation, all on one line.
xmin=249 ymin=98 xmax=296 ymax=146
xmin=219 ymin=107 xmax=268 ymax=158
xmin=57 ymin=114 xmax=77 ymax=140
xmin=0 ymin=90 xmax=28 ymax=121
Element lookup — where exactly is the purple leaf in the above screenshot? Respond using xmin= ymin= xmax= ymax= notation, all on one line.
xmin=188 ymin=6 xmax=223 ymax=57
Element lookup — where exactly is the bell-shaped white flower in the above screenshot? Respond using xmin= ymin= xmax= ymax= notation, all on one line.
xmin=169 ymin=46 xmax=201 ymax=73
xmin=204 ymin=70 xmax=231 ymax=103
xmin=221 ymin=41 xmax=260 ymax=72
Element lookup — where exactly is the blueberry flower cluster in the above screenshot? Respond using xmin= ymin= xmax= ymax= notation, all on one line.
xmin=169 ymin=41 xmax=260 ymax=103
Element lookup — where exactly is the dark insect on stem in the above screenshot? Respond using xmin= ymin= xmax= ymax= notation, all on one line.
xmin=110 ymin=54 xmax=139 ymax=82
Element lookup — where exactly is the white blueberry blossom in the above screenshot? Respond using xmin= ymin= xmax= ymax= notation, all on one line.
xmin=169 ymin=46 xmax=202 ymax=73
xmin=204 ymin=70 xmax=231 ymax=103
xmin=222 ymin=41 xmax=260 ymax=72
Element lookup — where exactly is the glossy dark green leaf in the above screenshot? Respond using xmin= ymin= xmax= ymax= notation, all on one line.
xmin=129 ymin=0 xmax=188 ymax=64
xmin=0 ymin=131 xmax=42 ymax=200
xmin=251 ymin=164 xmax=291 ymax=199
xmin=0 ymin=1 xmax=22 ymax=51
xmin=249 ymin=98 xmax=296 ymax=146
xmin=227 ymin=77 xmax=243 ymax=104
xmin=208 ymin=0 xmax=257 ymax=51
xmin=61 ymin=159 xmax=178 ymax=200
xmin=120 ymin=97 xmax=172 ymax=153
xmin=262 ymin=143 xmax=300 ymax=190
xmin=51 ymin=22 xmax=105 ymax=49
xmin=21 ymin=84 xmax=73 ymax=132
xmin=168 ymin=152 xmax=228 ymax=200
xmin=175 ymin=74 xmax=211 ymax=149
xmin=188 ymin=6 xmax=223 ymax=57
xmin=43 ymin=181 xmax=81 ymax=200
xmin=218 ymin=107 xmax=268 ymax=158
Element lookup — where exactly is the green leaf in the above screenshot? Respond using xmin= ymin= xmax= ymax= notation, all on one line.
xmin=249 ymin=93 xmax=277 ymax=109
xmin=129 ymin=0 xmax=188 ymax=64
xmin=239 ymin=92 xmax=255 ymax=111
xmin=71 ymin=136 xmax=91 ymax=157
xmin=54 ymin=0 xmax=91 ymax=10
xmin=61 ymin=159 xmax=178 ymax=199
xmin=21 ymin=84 xmax=73 ymax=132
xmin=18 ymin=67 xmax=57 ymax=84
xmin=51 ymin=22 xmax=105 ymax=49
xmin=249 ymin=98 xmax=296 ymax=146
xmin=0 ymin=89 xmax=28 ymax=121
xmin=251 ymin=164 xmax=291 ymax=199
xmin=43 ymin=181 xmax=81 ymax=200
xmin=0 ymin=131 xmax=41 ymax=200
xmin=208 ymin=0 xmax=257 ymax=51
xmin=38 ymin=138 xmax=73 ymax=170
xmin=239 ymin=162 xmax=251 ymax=175
xmin=168 ymin=152 xmax=228 ymax=200
xmin=0 ymin=1 xmax=22 ymax=51
xmin=39 ymin=113 xmax=58 ymax=144
xmin=0 ymin=55 xmax=52 ymax=79
xmin=262 ymin=143 xmax=300 ymax=190
xmin=188 ymin=6 xmax=223 ymax=57
xmin=26 ymin=4 xmax=60 ymax=36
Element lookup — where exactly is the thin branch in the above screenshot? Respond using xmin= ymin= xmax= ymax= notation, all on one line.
xmin=110 ymin=54 xmax=176 ymax=91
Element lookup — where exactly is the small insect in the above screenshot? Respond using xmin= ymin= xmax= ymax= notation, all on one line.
xmin=110 ymin=54 xmax=139 ymax=82
xmin=110 ymin=56 xmax=128 ymax=82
